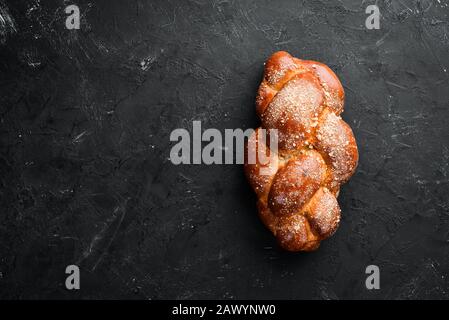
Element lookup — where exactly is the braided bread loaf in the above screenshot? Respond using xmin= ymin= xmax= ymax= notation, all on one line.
xmin=244 ymin=51 xmax=358 ymax=251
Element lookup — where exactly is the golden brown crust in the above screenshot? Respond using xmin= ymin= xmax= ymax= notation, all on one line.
xmin=245 ymin=51 xmax=359 ymax=252
xmin=303 ymin=187 xmax=341 ymax=238
xmin=268 ymin=150 xmax=326 ymax=216
xmin=244 ymin=128 xmax=279 ymax=198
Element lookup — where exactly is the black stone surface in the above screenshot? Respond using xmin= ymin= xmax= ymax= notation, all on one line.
xmin=1 ymin=0 xmax=449 ymax=299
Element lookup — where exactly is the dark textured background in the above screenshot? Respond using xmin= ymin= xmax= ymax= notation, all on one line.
xmin=1 ymin=0 xmax=449 ymax=300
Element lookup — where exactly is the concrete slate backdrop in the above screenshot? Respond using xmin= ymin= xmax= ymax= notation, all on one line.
xmin=0 ymin=0 xmax=448 ymax=299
